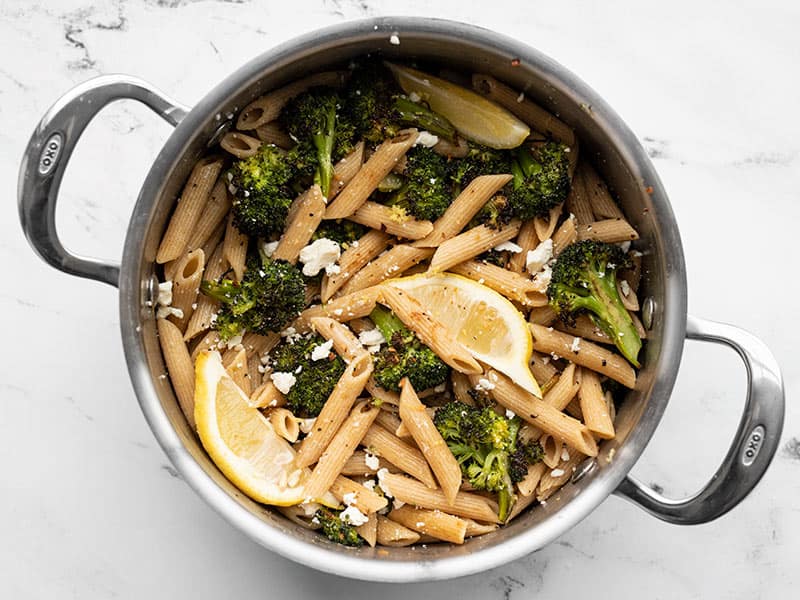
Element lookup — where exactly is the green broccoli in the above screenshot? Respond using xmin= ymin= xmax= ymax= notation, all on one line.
xmin=200 ymin=254 xmax=305 ymax=341
xmin=392 ymin=95 xmax=457 ymax=142
xmin=270 ymin=333 xmax=346 ymax=417
xmin=311 ymin=219 xmax=367 ymax=249
xmin=228 ymin=143 xmax=295 ymax=237
xmin=370 ymin=305 xmax=449 ymax=393
xmin=314 ymin=507 xmax=363 ymax=547
xmin=508 ymin=141 xmax=571 ymax=219
xmin=449 ymin=144 xmax=512 ymax=195
xmin=547 ymin=240 xmax=642 ymax=366
xmin=434 ymin=401 xmax=542 ymax=521
xmin=384 ymin=146 xmax=452 ymax=221
xmin=468 ymin=195 xmax=514 ymax=230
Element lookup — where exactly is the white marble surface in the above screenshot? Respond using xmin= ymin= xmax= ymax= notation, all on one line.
xmin=2 ymin=0 xmax=798 ymax=597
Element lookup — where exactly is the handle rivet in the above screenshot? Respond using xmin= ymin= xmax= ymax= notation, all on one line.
xmin=571 ymin=457 xmax=597 ymax=484
xmin=207 ymin=119 xmax=232 ymax=148
xmin=143 ymin=274 xmax=158 ymax=313
xmin=642 ymin=297 xmax=655 ymax=330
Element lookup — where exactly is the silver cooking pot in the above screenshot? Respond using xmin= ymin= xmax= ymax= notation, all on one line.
xmin=18 ymin=17 xmax=785 ymax=582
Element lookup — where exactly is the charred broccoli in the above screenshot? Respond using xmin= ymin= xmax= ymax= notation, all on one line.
xmin=468 ymin=195 xmax=514 ymax=230
xmin=314 ymin=507 xmax=363 ymax=547
xmin=370 ymin=305 xmax=449 ymax=393
xmin=200 ymin=254 xmax=305 ymax=341
xmin=434 ymin=401 xmax=542 ymax=521
xmin=270 ymin=333 xmax=346 ymax=417
xmin=311 ymin=219 xmax=366 ymax=249
xmin=547 ymin=240 xmax=642 ymax=366
xmin=449 ymin=144 xmax=512 ymax=194
xmin=384 ymin=146 xmax=452 ymax=221
xmin=508 ymin=141 xmax=571 ymax=219
xmin=228 ymin=143 xmax=295 ymax=237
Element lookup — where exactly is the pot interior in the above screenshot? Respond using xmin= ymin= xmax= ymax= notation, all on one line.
xmin=122 ymin=19 xmax=686 ymax=579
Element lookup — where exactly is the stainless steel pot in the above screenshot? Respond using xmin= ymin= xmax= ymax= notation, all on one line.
xmin=18 ymin=17 xmax=785 ymax=582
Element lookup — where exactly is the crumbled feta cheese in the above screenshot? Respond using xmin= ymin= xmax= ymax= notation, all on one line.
xmin=551 ymin=468 xmax=565 ymax=477
xmin=561 ymin=447 xmax=570 ymax=461
xmin=156 ymin=306 xmax=184 ymax=320
xmin=342 ymin=492 xmax=358 ymax=506
xmin=526 ymin=239 xmax=554 ymax=274
xmin=310 ymin=339 xmax=334 ymax=361
xmin=620 ymin=279 xmax=631 ymax=297
xmin=270 ymin=371 xmax=297 ymax=394
xmin=325 ymin=263 xmax=341 ymax=276
xmin=340 ymin=505 xmax=369 ymax=526
xmin=475 ymin=378 xmax=495 ymax=391
xmin=433 ymin=383 xmax=446 ymax=393
xmin=363 ymin=479 xmax=377 ymax=491
xmin=280 ymin=326 xmax=296 ymax=338
xmin=393 ymin=499 xmax=405 ymax=509
xmin=389 ymin=33 xmax=400 ymax=45
xmin=531 ymin=265 xmax=552 ymax=292
xmin=364 ymin=451 xmax=380 ymax=470
xmin=298 ymin=418 xmax=316 ymax=434
xmin=408 ymin=91 xmax=421 ymax=103
xmin=619 ymin=241 xmax=631 ymax=253
xmin=358 ymin=328 xmax=386 ymax=347
xmin=505 ymin=409 xmax=516 ymax=419
xmin=414 ymin=130 xmax=439 ymax=148
xmin=367 ymin=345 xmax=382 ymax=354
xmin=377 ymin=468 xmax=393 ymax=497
xmin=494 ymin=241 xmax=523 ymax=253
xmin=516 ymin=91 xmax=525 ymax=103
xmin=298 ymin=238 xmax=341 ymax=277
xmin=332 ymin=308 xmax=343 ymax=316
xmin=570 ymin=337 xmax=581 ymax=353
xmin=156 ymin=281 xmax=173 ymax=306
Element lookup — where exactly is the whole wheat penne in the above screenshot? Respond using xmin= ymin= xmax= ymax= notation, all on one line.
xmin=577 ymin=367 xmax=615 ymax=439
xmin=157 ymin=318 xmax=196 ymax=430
xmin=376 ymin=515 xmax=420 ymax=546
xmin=528 ymin=305 xmax=558 ymax=326
xmin=380 ymin=286 xmax=481 ymax=374
xmin=348 ymin=201 xmax=434 ymax=240
xmin=539 ymin=434 xmax=563 ymax=469
xmin=184 ymin=242 xmax=227 ymax=341
xmin=220 ymin=131 xmax=261 ymax=158
xmin=533 ymin=204 xmax=562 ymax=242
xmin=325 ymin=129 xmax=418 ymax=219
xmin=329 ymin=141 xmax=365 ymax=200
xmin=267 ymin=407 xmax=301 ymax=443
xmin=304 ymin=401 xmax=381 ymax=500
xmin=450 ymin=371 xmax=475 ymax=406
xmin=529 ymin=323 xmax=636 ymax=388
xmin=329 ymin=475 xmax=389 ymax=514
xmin=449 ymin=260 xmax=548 ymax=307
xmin=338 ymin=245 xmax=433 ymax=297
xmin=157 ymin=157 xmax=223 ymax=263
xmin=551 ymin=216 xmax=578 ymax=256
xmin=357 ymin=512 xmax=378 ymax=547
xmin=398 ymin=379 xmax=462 ymax=504
xmin=168 ymin=248 xmax=205 ymax=333
xmin=255 ymin=122 xmax=293 ymax=149
xmin=248 ymin=380 xmax=285 ymax=409
xmin=506 ymin=489 xmax=538 ymax=521
xmin=428 ymin=220 xmax=521 ymax=274
xmin=362 ymin=424 xmax=437 ymax=489
xmin=577 ymin=219 xmax=639 ymax=243
xmin=322 ymin=230 xmax=391 ymax=301
xmin=341 ymin=450 xmax=394 ymax=476
xmin=295 ymin=352 xmax=373 ymax=468
xmin=508 ymin=219 xmax=539 ymax=272
xmin=374 ymin=406 xmax=403 ymax=433
xmin=294 ymin=286 xmax=381 ymax=332
xmin=190 ymin=330 xmax=221 ymax=362
xmin=618 ymin=278 xmax=640 ymax=312
xmin=415 ymin=174 xmax=512 ymax=248
xmin=537 ymin=451 xmax=583 ymax=501
xmin=379 ymin=472 xmax=500 ymax=523
xmin=199 ymin=220 xmax=227 ymax=272
xmin=388 ymin=506 xmax=467 ymax=544
xmin=516 ymin=461 xmax=547 ymax=498
xmin=186 ymin=178 xmax=231 ymax=252
xmin=555 ymin=315 xmax=613 ymax=345
xmin=271 ymin=185 xmax=326 ymax=263
xmin=543 ymin=362 xmax=579 ymax=411
xmin=224 ymin=347 xmax=251 ymax=396
xmin=366 ymin=379 xmax=401 ymax=406
xmin=471 ymin=74 xmax=576 ymax=147
xmin=236 ymin=71 xmax=348 ymax=131
xmin=566 ymin=167 xmax=594 ymax=225
xmin=479 ymin=369 xmax=598 ymax=457
xmin=581 ymin=162 xmax=624 ymax=219
xmin=308 ymin=317 xmax=361 ymax=363
xmin=432 ymin=135 xmax=469 ymax=158
xmin=222 ymin=212 xmax=248 ymax=282
xmin=530 ymin=351 xmax=558 ymax=387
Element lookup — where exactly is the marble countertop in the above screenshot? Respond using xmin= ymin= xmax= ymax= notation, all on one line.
xmin=2 ymin=0 xmax=797 ymax=597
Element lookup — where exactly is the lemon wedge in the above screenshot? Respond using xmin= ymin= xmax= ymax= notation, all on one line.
xmin=388 ymin=273 xmax=542 ymax=398
xmin=194 ymin=351 xmax=309 ymax=506
xmin=386 ymin=62 xmax=530 ymax=149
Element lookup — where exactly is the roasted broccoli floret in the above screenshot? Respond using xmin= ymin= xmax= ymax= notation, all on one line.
xmin=392 ymin=95 xmax=457 ymax=142
xmin=434 ymin=401 xmax=541 ymax=521
xmin=547 ymin=240 xmax=642 ymax=366
xmin=200 ymin=254 xmax=305 ymax=341
xmin=281 ymin=87 xmax=344 ymax=198
xmin=449 ymin=145 xmax=512 ymax=194
xmin=314 ymin=507 xmax=363 ymax=547
xmin=370 ymin=305 xmax=449 ymax=393
xmin=270 ymin=333 xmax=346 ymax=417
xmin=228 ymin=143 xmax=295 ymax=237
xmin=311 ymin=219 xmax=366 ymax=249
xmin=469 ymin=195 xmax=514 ymax=230
xmin=384 ymin=146 xmax=452 ymax=221
xmin=508 ymin=141 xmax=571 ymax=219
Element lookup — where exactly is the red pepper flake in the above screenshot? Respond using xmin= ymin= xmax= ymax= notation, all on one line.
xmin=510 ymin=58 xmax=521 ymax=67
xmin=645 ymin=186 xmax=654 ymax=194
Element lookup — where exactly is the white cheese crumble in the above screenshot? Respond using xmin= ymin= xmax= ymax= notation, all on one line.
xmin=414 ymin=130 xmax=439 ymax=148
xmin=620 ymin=279 xmax=631 ymax=297
xmin=358 ymin=328 xmax=386 ymax=347
xmin=531 ymin=265 xmax=552 ymax=292
xmin=298 ymin=238 xmax=341 ymax=277
xmin=377 ymin=468 xmax=393 ymax=497
xmin=561 ymin=447 xmax=570 ymax=462
xmin=340 ymin=505 xmax=369 ymax=526
xmin=389 ymin=33 xmax=400 ymax=45
xmin=505 ymin=409 xmax=516 ymax=419
xmin=156 ymin=306 xmax=184 ymax=320
xmin=156 ymin=281 xmax=173 ymax=306
xmin=270 ymin=371 xmax=297 ymax=394
xmin=408 ymin=91 xmax=421 ymax=103
xmin=570 ymin=337 xmax=581 ymax=353
xmin=259 ymin=239 xmax=279 ymax=258
xmin=475 ymin=378 xmax=495 ymax=391
xmin=551 ymin=468 xmax=565 ymax=477
xmin=342 ymin=492 xmax=358 ymax=506
xmin=364 ymin=451 xmax=380 ymax=471
xmin=298 ymin=418 xmax=316 ymax=434
xmin=526 ymin=239 xmax=554 ymax=275
xmin=325 ymin=263 xmax=341 ymax=276
xmin=619 ymin=241 xmax=631 ymax=253
xmin=363 ymin=479 xmax=377 ymax=491
xmin=494 ymin=241 xmax=523 ymax=253
xmin=310 ymin=339 xmax=334 ymax=361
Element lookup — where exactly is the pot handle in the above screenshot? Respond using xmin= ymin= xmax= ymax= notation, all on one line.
xmin=614 ymin=314 xmax=784 ymax=524
xmin=18 ymin=75 xmax=189 ymax=288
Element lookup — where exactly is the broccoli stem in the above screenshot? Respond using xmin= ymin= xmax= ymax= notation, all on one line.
xmin=394 ymin=96 xmax=456 ymax=142
xmin=497 ymin=488 xmax=513 ymax=523
xmin=313 ymin=103 xmax=337 ymax=198
xmin=370 ymin=305 xmax=404 ymax=342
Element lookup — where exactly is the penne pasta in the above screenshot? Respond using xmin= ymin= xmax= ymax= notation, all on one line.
xmin=533 ymin=203 xmax=562 ymax=242
xmin=347 ymin=201 xmax=434 ymax=240
xmin=168 ymin=248 xmax=205 ymax=333
xmin=543 ymin=362 xmax=579 ymax=411
xmin=565 ymin=166 xmax=594 ymax=226
xmin=376 ymin=515 xmax=420 ymax=547
xmin=581 ymin=162 xmax=625 ymax=219
xmin=222 ymin=212 xmax=248 ymax=283
xmin=577 ymin=367 xmax=615 ymax=439
xmin=157 ymin=318 xmax=196 ymax=430
xmin=186 ymin=178 xmax=231 ymax=252
xmin=308 ymin=316 xmax=362 ymax=363
xmin=219 ymin=131 xmax=261 ymax=159
xmin=224 ymin=346 xmax=251 ymax=396
xmin=255 ymin=122 xmax=293 ymax=149
xmin=449 ymin=259 xmax=549 ymax=307
xmin=268 ymin=407 xmax=300 ymax=443
xmin=356 ymin=512 xmax=378 ymax=547
xmin=516 ymin=461 xmax=547 ymax=498
xmin=271 ymin=185 xmax=326 ymax=264
xmin=577 ymin=219 xmax=639 ymax=244
xmin=337 ymin=245 xmax=432 ymax=297
xmin=294 ymin=285 xmax=382 ymax=332
xmin=428 ymin=220 xmax=521 ymax=274
xmin=362 ymin=424 xmax=437 ymax=489
xmin=537 ymin=451 xmax=583 ymax=501
xmin=329 ymin=141 xmax=365 ymax=200
xmin=551 ymin=216 xmax=578 ymax=256
xmin=248 ymin=380 xmax=285 ymax=409
xmin=388 ymin=506 xmax=467 ymax=544
xmin=322 ymin=229 xmax=391 ymax=301
xmin=507 ymin=219 xmax=539 ymax=272
xmin=341 ymin=450 xmax=394 ymax=476
xmin=329 ymin=475 xmax=389 ymax=515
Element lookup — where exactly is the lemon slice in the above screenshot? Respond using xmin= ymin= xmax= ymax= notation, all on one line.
xmin=194 ymin=351 xmax=309 ymax=506
xmin=388 ymin=273 xmax=542 ymax=398
xmin=386 ymin=62 xmax=530 ymax=149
